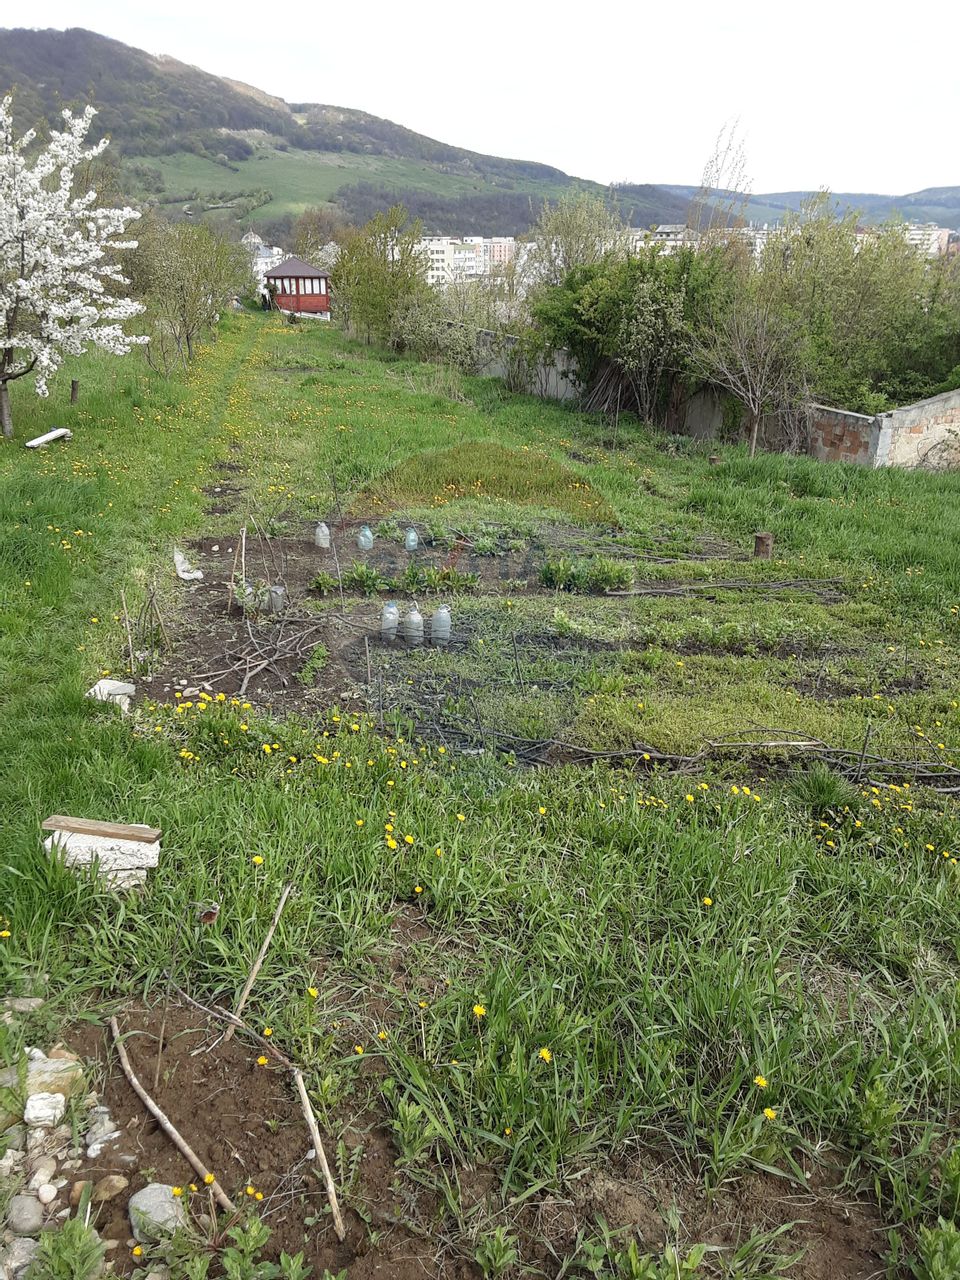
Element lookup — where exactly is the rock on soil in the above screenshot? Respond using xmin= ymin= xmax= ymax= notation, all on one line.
xmin=7 ymin=1194 xmax=43 ymax=1236
xmin=23 ymin=1092 xmax=66 ymax=1128
xmin=128 ymin=1184 xmax=187 ymax=1242
xmin=93 ymin=1174 xmax=128 ymax=1203
xmin=0 ymin=1236 xmax=40 ymax=1278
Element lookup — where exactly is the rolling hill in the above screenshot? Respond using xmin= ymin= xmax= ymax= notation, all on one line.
xmin=663 ymin=184 xmax=960 ymax=229
xmin=0 ymin=26 xmax=688 ymax=235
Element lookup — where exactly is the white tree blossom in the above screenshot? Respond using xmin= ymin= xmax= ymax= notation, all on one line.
xmin=0 ymin=97 xmax=146 ymax=437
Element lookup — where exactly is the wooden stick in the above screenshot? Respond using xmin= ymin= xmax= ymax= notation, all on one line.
xmin=292 ymin=1068 xmax=346 ymax=1241
xmin=109 ymin=1017 xmax=237 ymax=1214
xmin=120 ymin=589 xmax=137 ymax=677
xmin=223 ymin=883 xmax=293 ymax=1043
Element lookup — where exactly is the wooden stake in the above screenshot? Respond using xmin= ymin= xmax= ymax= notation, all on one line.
xmin=364 ymin=636 xmax=372 ymax=686
xmin=70 ymin=379 xmax=79 ymax=404
xmin=120 ymin=589 xmax=137 ymax=677
xmin=709 ymin=454 xmax=721 ymax=467
xmin=222 ymin=883 xmax=293 ymax=1043
xmin=109 ymin=1017 xmax=237 ymax=1214
xmin=292 ymin=1068 xmax=346 ymax=1241
xmin=753 ymin=531 xmax=774 ymax=559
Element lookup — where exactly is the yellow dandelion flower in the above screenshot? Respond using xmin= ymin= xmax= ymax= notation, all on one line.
xmin=538 ymin=1046 xmax=553 ymax=1063
xmin=204 ymin=1173 xmax=215 ymax=1185
xmin=414 ymin=885 xmax=423 ymax=894
xmin=263 ymin=1027 xmax=273 ymax=1036
xmin=763 ymin=1107 xmax=777 ymax=1121
xmin=473 ymin=1004 xmax=486 ymax=1018
xmin=754 ymin=1074 xmax=768 ymax=1089
xmin=172 ymin=1186 xmax=184 ymax=1197
xmin=246 ymin=1184 xmax=255 ymax=1196
xmin=132 ymin=1246 xmax=143 ymax=1256
xmin=307 ymin=987 xmax=319 ymax=999
xmin=251 ymin=855 xmax=263 ymax=865
xmin=354 ymin=1044 xmax=364 ymax=1055
xmin=257 ymin=1055 xmax=268 ymax=1066
xmin=702 ymin=896 xmax=713 ymax=907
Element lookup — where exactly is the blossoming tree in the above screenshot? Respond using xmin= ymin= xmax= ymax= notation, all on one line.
xmin=0 ymin=97 xmax=146 ymax=438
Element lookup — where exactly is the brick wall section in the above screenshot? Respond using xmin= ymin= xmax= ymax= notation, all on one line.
xmin=808 ymin=405 xmax=880 ymax=465
xmin=882 ymin=389 xmax=960 ymax=468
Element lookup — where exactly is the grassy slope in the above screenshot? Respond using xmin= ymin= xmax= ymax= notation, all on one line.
xmin=3 ymin=315 xmax=960 ymax=1270
xmin=136 ymin=148 xmax=573 ymax=221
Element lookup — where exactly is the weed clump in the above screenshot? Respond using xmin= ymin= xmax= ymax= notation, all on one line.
xmin=540 ymin=555 xmax=634 ymax=593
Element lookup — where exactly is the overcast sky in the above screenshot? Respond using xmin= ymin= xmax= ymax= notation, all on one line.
xmin=16 ymin=0 xmax=960 ymax=195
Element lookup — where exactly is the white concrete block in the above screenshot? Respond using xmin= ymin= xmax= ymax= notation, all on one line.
xmin=44 ymin=831 xmax=161 ymax=890
xmin=25 ymin=428 xmax=72 ymax=449
xmin=86 ymin=679 xmax=136 ymax=713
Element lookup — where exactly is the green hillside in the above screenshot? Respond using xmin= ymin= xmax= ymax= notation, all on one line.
xmin=0 ymin=26 xmax=687 ymax=234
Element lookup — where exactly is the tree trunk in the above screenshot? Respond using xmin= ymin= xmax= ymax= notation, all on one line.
xmin=0 ymin=382 xmax=12 ymax=440
xmin=185 ymin=332 xmax=194 ymax=362
xmin=748 ymin=409 xmax=759 ymax=459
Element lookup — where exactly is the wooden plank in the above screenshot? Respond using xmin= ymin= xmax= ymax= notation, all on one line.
xmin=42 ymin=815 xmax=161 ymax=844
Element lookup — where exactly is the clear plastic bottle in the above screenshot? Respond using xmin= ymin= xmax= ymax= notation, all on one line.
xmin=381 ymin=601 xmax=399 ymax=643
xmin=356 ymin=525 xmax=374 ymax=552
xmin=266 ymin=584 xmax=286 ymax=614
xmin=314 ymin=521 xmax=330 ymax=549
xmin=403 ymin=606 xmax=424 ymax=647
xmin=430 ymin=604 xmax=451 ymax=646
xmin=404 ymin=526 xmax=419 ymax=552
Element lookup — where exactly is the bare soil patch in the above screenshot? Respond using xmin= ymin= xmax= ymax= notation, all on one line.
xmin=65 ymin=1006 xmax=888 ymax=1279
xmin=68 ymin=1005 xmax=459 ymax=1279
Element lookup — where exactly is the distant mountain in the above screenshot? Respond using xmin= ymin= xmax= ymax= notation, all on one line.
xmin=662 ymin=185 xmax=960 ymax=229
xmin=0 ymin=26 xmax=688 ymax=235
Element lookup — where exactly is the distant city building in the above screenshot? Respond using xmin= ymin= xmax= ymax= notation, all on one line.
xmin=901 ymin=222 xmax=953 ymax=257
xmin=417 ymin=235 xmax=516 ymax=286
xmin=242 ymin=231 xmax=285 ymax=285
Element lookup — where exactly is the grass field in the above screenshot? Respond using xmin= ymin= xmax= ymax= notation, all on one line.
xmin=3 ymin=313 xmax=960 ymax=1278
xmin=129 ymin=147 xmax=572 ymax=221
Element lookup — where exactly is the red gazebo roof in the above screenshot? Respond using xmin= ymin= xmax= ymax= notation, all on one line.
xmin=265 ymin=256 xmax=329 ymax=279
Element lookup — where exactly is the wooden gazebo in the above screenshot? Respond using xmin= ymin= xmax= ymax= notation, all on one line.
xmin=264 ymin=257 xmax=331 ymax=318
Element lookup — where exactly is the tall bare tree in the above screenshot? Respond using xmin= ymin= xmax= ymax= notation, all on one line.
xmin=688 ymin=283 xmax=809 ymax=457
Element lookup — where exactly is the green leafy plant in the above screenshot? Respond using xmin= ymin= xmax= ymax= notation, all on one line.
xmin=914 ymin=1219 xmax=960 ymax=1280
xmin=26 ymin=1215 xmax=106 ymax=1280
xmin=342 ymin=563 xmax=386 ymax=595
xmin=389 ymin=1096 xmax=443 ymax=1164
xmin=311 ymin=571 xmax=339 ymax=597
xmin=540 ymin=556 xmax=633 ymax=593
xmin=474 ymin=1226 xmax=519 ymax=1278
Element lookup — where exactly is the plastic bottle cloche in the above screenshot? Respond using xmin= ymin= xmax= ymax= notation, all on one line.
xmin=431 ymin=604 xmax=451 ymax=646
xmin=314 ymin=521 xmax=330 ymax=549
xmin=356 ymin=525 xmax=374 ymax=551
xmin=381 ymin=601 xmax=399 ymax=643
xmin=404 ymin=526 xmax=419 ymax=552
xmin=402 ymin=606 xmax=424 ymax=647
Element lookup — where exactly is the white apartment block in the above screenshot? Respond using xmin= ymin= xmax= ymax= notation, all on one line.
xmin=901 ymin=222 xmax=953 ymax=257
xmin=417 ymin=235 xmax=516 ymax=287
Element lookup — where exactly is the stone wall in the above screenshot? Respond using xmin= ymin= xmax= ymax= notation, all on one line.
xmin=882 ymin=389 xmax=960 ymax=468
xmin=807 ymin=391 xmax=960 ymax=469
xmin=474 ymin=329 xmax=579 ymax=402
xmin=808 ymin=405 xmax=881 ymax=466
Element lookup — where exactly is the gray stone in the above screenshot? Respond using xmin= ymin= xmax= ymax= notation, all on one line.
xmin=0 ymin=1060 xmax=82 ymax=1132
xmin=7 ymin=1195 xmax=43 ymax=1236
xmin=0 ymin=1236 xmax=40 ymax=1278
xmin=2 ymin=1126 xmax=25 ymax=1152
xmin=128 ymin=1185 xmax=186 ymax=1242
xmin=36 ymin=1185 xmax=57 ymax=1206
xmin=23 ymin=1093 xmax=65 ymax=1128
xmin=0 ymin=1152 xmax=21 ymax=1180
xmin=27 ymin=1157 xmax=57 ymax=1189
xmin=1 ymin=999 xmax=43 ymax=1015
